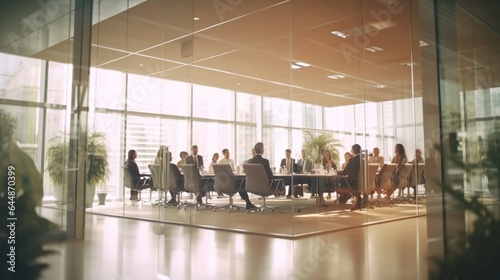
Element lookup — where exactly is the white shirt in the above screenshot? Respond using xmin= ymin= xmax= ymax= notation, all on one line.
xmin=218 ymin=158 xmax=235 ymax=171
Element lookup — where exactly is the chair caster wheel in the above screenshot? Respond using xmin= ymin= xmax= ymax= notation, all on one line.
xmin=246 ymin=211 xmax=249 ymax=213
xmin=272 ymin=209 xmax=275 ymax=212
xmin=213 ymin=209 xmax=216 ymax=212
xmin=259 ymin=212 xmax=263 ymax=215
xmin=227 ymin=210 xmax=231 ymax=213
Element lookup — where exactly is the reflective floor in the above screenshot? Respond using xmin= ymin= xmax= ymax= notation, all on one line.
xmin=39 ymin=213 xmax=428 ymax=280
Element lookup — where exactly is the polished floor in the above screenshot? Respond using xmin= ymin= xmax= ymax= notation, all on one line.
xmin=39 ymin=213 xmax=428 ymax=280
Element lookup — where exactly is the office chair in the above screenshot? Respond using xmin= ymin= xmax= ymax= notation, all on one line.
xmin=212 ymin=164 xmax=245 ymax=212
xmin=243 ymin=163 xmax=284 ymax=215
xmin=181 ymin=164 xmax=213 ymax=210
xmin=123 ymin=166 xmax=152 ymax=205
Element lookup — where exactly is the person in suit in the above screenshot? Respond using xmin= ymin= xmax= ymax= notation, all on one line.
xmin=247 ymin=142 xmax=286 ymax=192
xmin=246 ymin=142 xmax=274 ymax=179
xmin=280 ymin=149 xmax=296 ymax=174
xmin=297 ymin=149 xmax=314 ymax=173
xmin=185 ymin=145 xmax=204 ymax=169
xmin=338 ymin=144 xmax=363 ymax=211
xmin=124 ymin=149 xmax=152 ymax=201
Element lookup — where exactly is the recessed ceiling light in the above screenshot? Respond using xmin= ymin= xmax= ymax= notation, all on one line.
xmin=369 ymin=21 xmax=397 ymax=30
xmin=193 ymin=17 xmax=200 ymax=21
xmin=139 ymin=63 xmax=144 ymax=66
xmin=330 ymin=30 xmax=349 ymax=38
xmin=419 ymin=40 xmax=428 ymax=47
xmin=327 ymin=74 xmax=346 ymax=79
xmin=365 ymin=46 xmax=384 ymax=52
xmin=373 ymin=84 xmax=385 ymax=89
xmin=400 ymin=62 xmax=417 ymax=67
xmin=291 ymin=61 xmax=310 ymax=69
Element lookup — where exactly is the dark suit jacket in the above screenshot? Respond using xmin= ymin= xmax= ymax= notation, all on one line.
xmin=247 ymin=154 xmax=273 ymax=179
xmin=279 ymin=158 xmax=299 ymax=173
xmin=341 ymin=154 xmax=360 ymax=179
xmin=185 ymin=154 xmax=204 ymax=168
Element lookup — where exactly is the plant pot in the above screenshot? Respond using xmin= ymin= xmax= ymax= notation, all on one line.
xmin=53 ymin=183 xmax=67 ymax=205
xmin=85 ymin=184 xmax=97 ymax=208
xmin=97 ymin=193 xmax=107 ymax=205
xmin=487 ymin=172 xmax=499 ymax=201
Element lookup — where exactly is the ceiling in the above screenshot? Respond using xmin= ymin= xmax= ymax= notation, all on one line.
xmin=25 ymin=0 xmax=500 ymax=106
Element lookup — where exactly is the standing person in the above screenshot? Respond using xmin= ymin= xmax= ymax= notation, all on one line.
xmin=369 ymin=147 xmax=385 ymax=169
xmin=176 ymin=151 xmax=188 ymax=169
xmin=218 ymin=148 xmax=235 ymax=171
xmin=124 ymin=149 xmax=152 ymax=201
xmin=386 ymin=143 xmax=408 ymax=198
xmin=321 ymin=149 xmax=337 ymax=200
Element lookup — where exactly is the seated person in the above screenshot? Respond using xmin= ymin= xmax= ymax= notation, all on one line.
xmin=337 ymin=144 xmax=363 ymax=211
xmin=164 ymin=152 xmax=184 ymax=205
xmin=124 ymin=149 xmax=152 ymax=201
xmin=246 ymin=142 xmax=284 ymax=194
xmin=341 ymin=152 xmax=352 ymax=170
xmin=279 ymin=149 xmax=300 ymax=198
xmin=176 ymin=151 xmax=188 ymax=169
xmin=321 ymin=149 xmax=337 ymax=200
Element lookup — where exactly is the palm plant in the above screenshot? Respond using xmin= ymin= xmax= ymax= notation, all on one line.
xmin=303 ymin=132 xmax=343 ymax=165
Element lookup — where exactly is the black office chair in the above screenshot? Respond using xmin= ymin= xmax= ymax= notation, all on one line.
xmin=123 ymin=166 xmax=152 ymax=205
xmin=212 ymin=164 xmax=245 ymax=212
xmin=243 ymin=163 xmax=284 ymax=214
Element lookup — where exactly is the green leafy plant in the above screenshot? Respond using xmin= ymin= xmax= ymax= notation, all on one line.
xmin=303 ymin=132 xmax=342 ymax=165
xmin=0 ymin=108 xmax=57 ymax=280
xmin=45 ymin=131 xmax=111 ymax=204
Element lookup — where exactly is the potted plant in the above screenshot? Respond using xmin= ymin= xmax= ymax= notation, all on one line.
xmin=481 ymin=118 xmax=500 ymax=200
xmin=45 ymin=134 xmax=68 ymax=204
xmin=46 ymin=131 xmax=111 ymax=207
xmin=84 ymin=131 xmax=111 ymax=207
xmin=303 ymin=131 xmax=342 ymax=167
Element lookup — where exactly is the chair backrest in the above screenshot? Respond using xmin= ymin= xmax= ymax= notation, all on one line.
xmin=367 ymin=164 xmax=380 ymax=192
xmin=148 ymin=164 xmax=162 ymax=190
xmin=123 ymin=166 xmax=135 ymax=189
xmin=181 ymin=164 xmax=200 ymax=193
xmin=243 ymin=163 xmax=272 ymax=197
xmin=213 ymin=164 xmax=238 ymax=195
xmin=165 ymin=163 xmax=183 ymax=192
xmin=378 ymin=164 xmax=396 ymax=190
xmin=395 ymin=163 xmax=414 ymax=187
xmin=409 ymin=163 xmax=426 ymax=186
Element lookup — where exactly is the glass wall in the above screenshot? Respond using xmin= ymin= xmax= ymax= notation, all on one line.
xmin=0 ymin=0 xmax=428 ymax=239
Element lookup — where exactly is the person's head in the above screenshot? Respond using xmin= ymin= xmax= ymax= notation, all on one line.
xmin=254 ymin=142 xmax=264 ymax=155
xmin=395 ymin=143 xmax=406 ymax=156
xmin=322 ymin=149 xmax=331 ymax=160
xmin=127 ymin=149 xmax=137 ymax=160
xmin=344 ymin=152 xmax=352 ymax=161
xmin=191 ymin=145 xmax=198 ymax=155
xmin=301 ymin=148 xmax=307 ymax=158
xmin=222 ymin=148 xmax=230 ymax=159
xmin=373 ymin=147 xmax=380 ymax=156
xmin=415 ymin=148 xmax=422 ymax=158
xmin=285 ymin=149 xmax=291 ymax=158
xmin=351 ymin=144 xmax=361 ymax=155
xmin=180 ymin=151 xmax=188 ymax=160
xmin=251 ymin=148 xmax=256 ymax=157
xmin=212 ymin=153 xmax=219 ymax=163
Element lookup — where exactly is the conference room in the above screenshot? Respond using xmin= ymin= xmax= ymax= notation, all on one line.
xmin=2 ymin=0 xmax=438 ymax=238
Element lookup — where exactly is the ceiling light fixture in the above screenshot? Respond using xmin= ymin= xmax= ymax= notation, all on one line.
xmin=373 ymin=84 xmax=385 ymax=89
xmin=193 ymin=17 xmax=200 ymax=21
xmin=400 ymin=62 xmax=417 ymax=67
xmin=291 ymin=61 xmax=310 ymax=69
xmin=330 ymin=30 xmax=349 ymax=38
xmin=327 ymin=74 xmax=346 ymax=79
xmin=365 ymin=46 xmax=384 ymax=52
xmin=419 ymin=40 xmax=428 ymax=47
